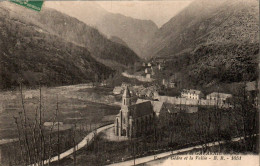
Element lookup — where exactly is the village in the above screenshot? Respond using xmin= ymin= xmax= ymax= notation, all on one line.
xmin=111 ymin=60 xmax=258 ymax=139
xmin=0 ymin=0 xmax=258 ymax=165
xmin=0 ymin=58 xmax=258 ymax=166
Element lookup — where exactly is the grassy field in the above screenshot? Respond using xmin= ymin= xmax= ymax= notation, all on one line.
xmin=0 ymin=84 xmax=121 ymax=165
xmin=0 ymin=84 xmax=120 ymax=139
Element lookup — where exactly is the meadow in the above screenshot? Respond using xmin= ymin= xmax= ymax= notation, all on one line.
xmin=0 ymin=84 xmax=120 ymax=165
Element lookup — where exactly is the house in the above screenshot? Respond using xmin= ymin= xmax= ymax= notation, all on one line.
xmin=135 ymin=88 xmax=148 ymax=97
xmin=158 ymin=64 xmax=162 ymax=70
xmin=113 ymin=86 xmax=123 ymax=95
xmin=181 ymin=89 xmax=204 ymax=100
xmin=206 ymin=92 xmax=232 ymax=103
xmin=145 ymin=67 xmax=154 ymax=75
xmin=132 ymin=85 xmax=145 ymax=97
xmin=145 ymin=68 xmax=149 ymax=74
xmin=146 ymin=74 xmax=151 ymax=79
xmin=168 ymin=82 xmax=176 ymax=88
xmin=115 ymin=87 xmax=154 ymax=138
xmin=167 ymin=75 xmax=177 ymax=88
xmin=162 ymin=79 xmax=166 ymax=86
xmin=161 ymin=76 xmax=176 ymax=88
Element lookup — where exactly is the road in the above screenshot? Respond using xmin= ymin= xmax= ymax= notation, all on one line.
xmin=122 ymin=72 xmax=154 ymax=82
xmin=107 ymin=136 xmax=244 ymax=166
xmin=30 ymin=124 xmax=114 ymax=166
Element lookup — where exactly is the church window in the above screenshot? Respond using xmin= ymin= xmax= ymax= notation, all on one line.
xmin=124 ymin=99 xmax=125 ymax=105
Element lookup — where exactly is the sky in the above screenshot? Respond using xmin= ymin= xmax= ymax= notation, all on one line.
xmin=45 ymin=1 xmax=192 ymax=27
xmin=96 ymin=1 xmax=192 ymax=27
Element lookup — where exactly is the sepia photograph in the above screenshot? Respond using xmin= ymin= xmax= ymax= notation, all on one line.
xmin=0 ymin=0 xmax=259 ymax=165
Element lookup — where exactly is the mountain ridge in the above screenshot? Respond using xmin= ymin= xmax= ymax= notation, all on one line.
xmin=145 ymin=0 xmax=259 ymax=58
xmin=147 ymin=0 xmax=259 ymax=87
xmin=0 ymin=5 xmax=113 ymax=89
xmin=45 ymin=1 xmax=158 ymax=58
xmin=0 ymin=2 xmax=140 ymax=68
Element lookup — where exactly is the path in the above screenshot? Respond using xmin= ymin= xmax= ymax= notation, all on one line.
xmin=122 ymin=72 xmax=154 ymax=82
xmin=101 ymin=127 xmax=128 ymax=142
xmin=107 ymin=136 xmax=247 ymax=166
xmin=30 ymin=124 xmax=114 ymax=166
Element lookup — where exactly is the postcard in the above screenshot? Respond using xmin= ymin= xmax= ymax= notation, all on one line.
xmin=0 ymin=0 xmax=258 ymax=166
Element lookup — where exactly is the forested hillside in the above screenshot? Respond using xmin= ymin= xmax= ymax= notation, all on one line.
xmin=0 ymin=3 xmax=113 ymax=89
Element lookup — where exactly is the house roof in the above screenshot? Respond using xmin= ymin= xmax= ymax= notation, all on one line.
xmin=128 ymin=101 xmax=153 ymax=118
xmin=136 ymin=99 xmax=164 ymax=114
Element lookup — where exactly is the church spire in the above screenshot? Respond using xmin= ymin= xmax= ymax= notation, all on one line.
xmin=122 ymin=86 xmax=131 ymax=106
xmin=123 ymin=86 xmax=131 ymax=98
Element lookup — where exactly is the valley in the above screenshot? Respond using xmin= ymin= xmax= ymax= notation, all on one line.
xmin=0 ymin=0 xmax=259 ymax=166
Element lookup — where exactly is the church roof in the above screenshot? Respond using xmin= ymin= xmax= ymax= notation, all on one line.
xmin=128 ymin=101 xmax=153 ymax=118
xmin=136 ymin=99 xmax=164 ymax=114
xmin=123 ymin=86 xmax=131 ymax=98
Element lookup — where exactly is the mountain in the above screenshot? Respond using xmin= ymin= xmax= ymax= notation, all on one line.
xmin=95 ymin=13 xmax=158 ymax=58
xmin=147 ymin=0 xmax=259 ymax=87
xmin=145 ymin=0 xmax=259 ymax=58
xmin=109 ymin=36 xmax=128 ymax=47
xmin=0 ymin=2 xmax=117 ymax=89
xmin=45 ymin=1 xmax=158 ymax=58
xmin=1 ymin=2 xmax=140 ymax=70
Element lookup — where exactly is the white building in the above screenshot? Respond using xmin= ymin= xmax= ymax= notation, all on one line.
xmin=181 ymin=89 xmax=204 ymax=100
xmin=145 ymin=68 xmax=148 ymax=74
xmin=206 ymin=92 xmax=232 ymax=103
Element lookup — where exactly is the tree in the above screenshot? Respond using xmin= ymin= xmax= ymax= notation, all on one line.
xmin=230 ymin=82 xmax=258 ymax=151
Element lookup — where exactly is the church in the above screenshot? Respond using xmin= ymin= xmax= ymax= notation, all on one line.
xmin=114 ymin=86 xmax=154 ymax=138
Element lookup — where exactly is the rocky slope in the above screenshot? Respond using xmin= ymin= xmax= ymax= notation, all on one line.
xmin=45 ymin=1 xmax=158 ymax=58
xmin=145 ymin=0 xmax=259 ymax=58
